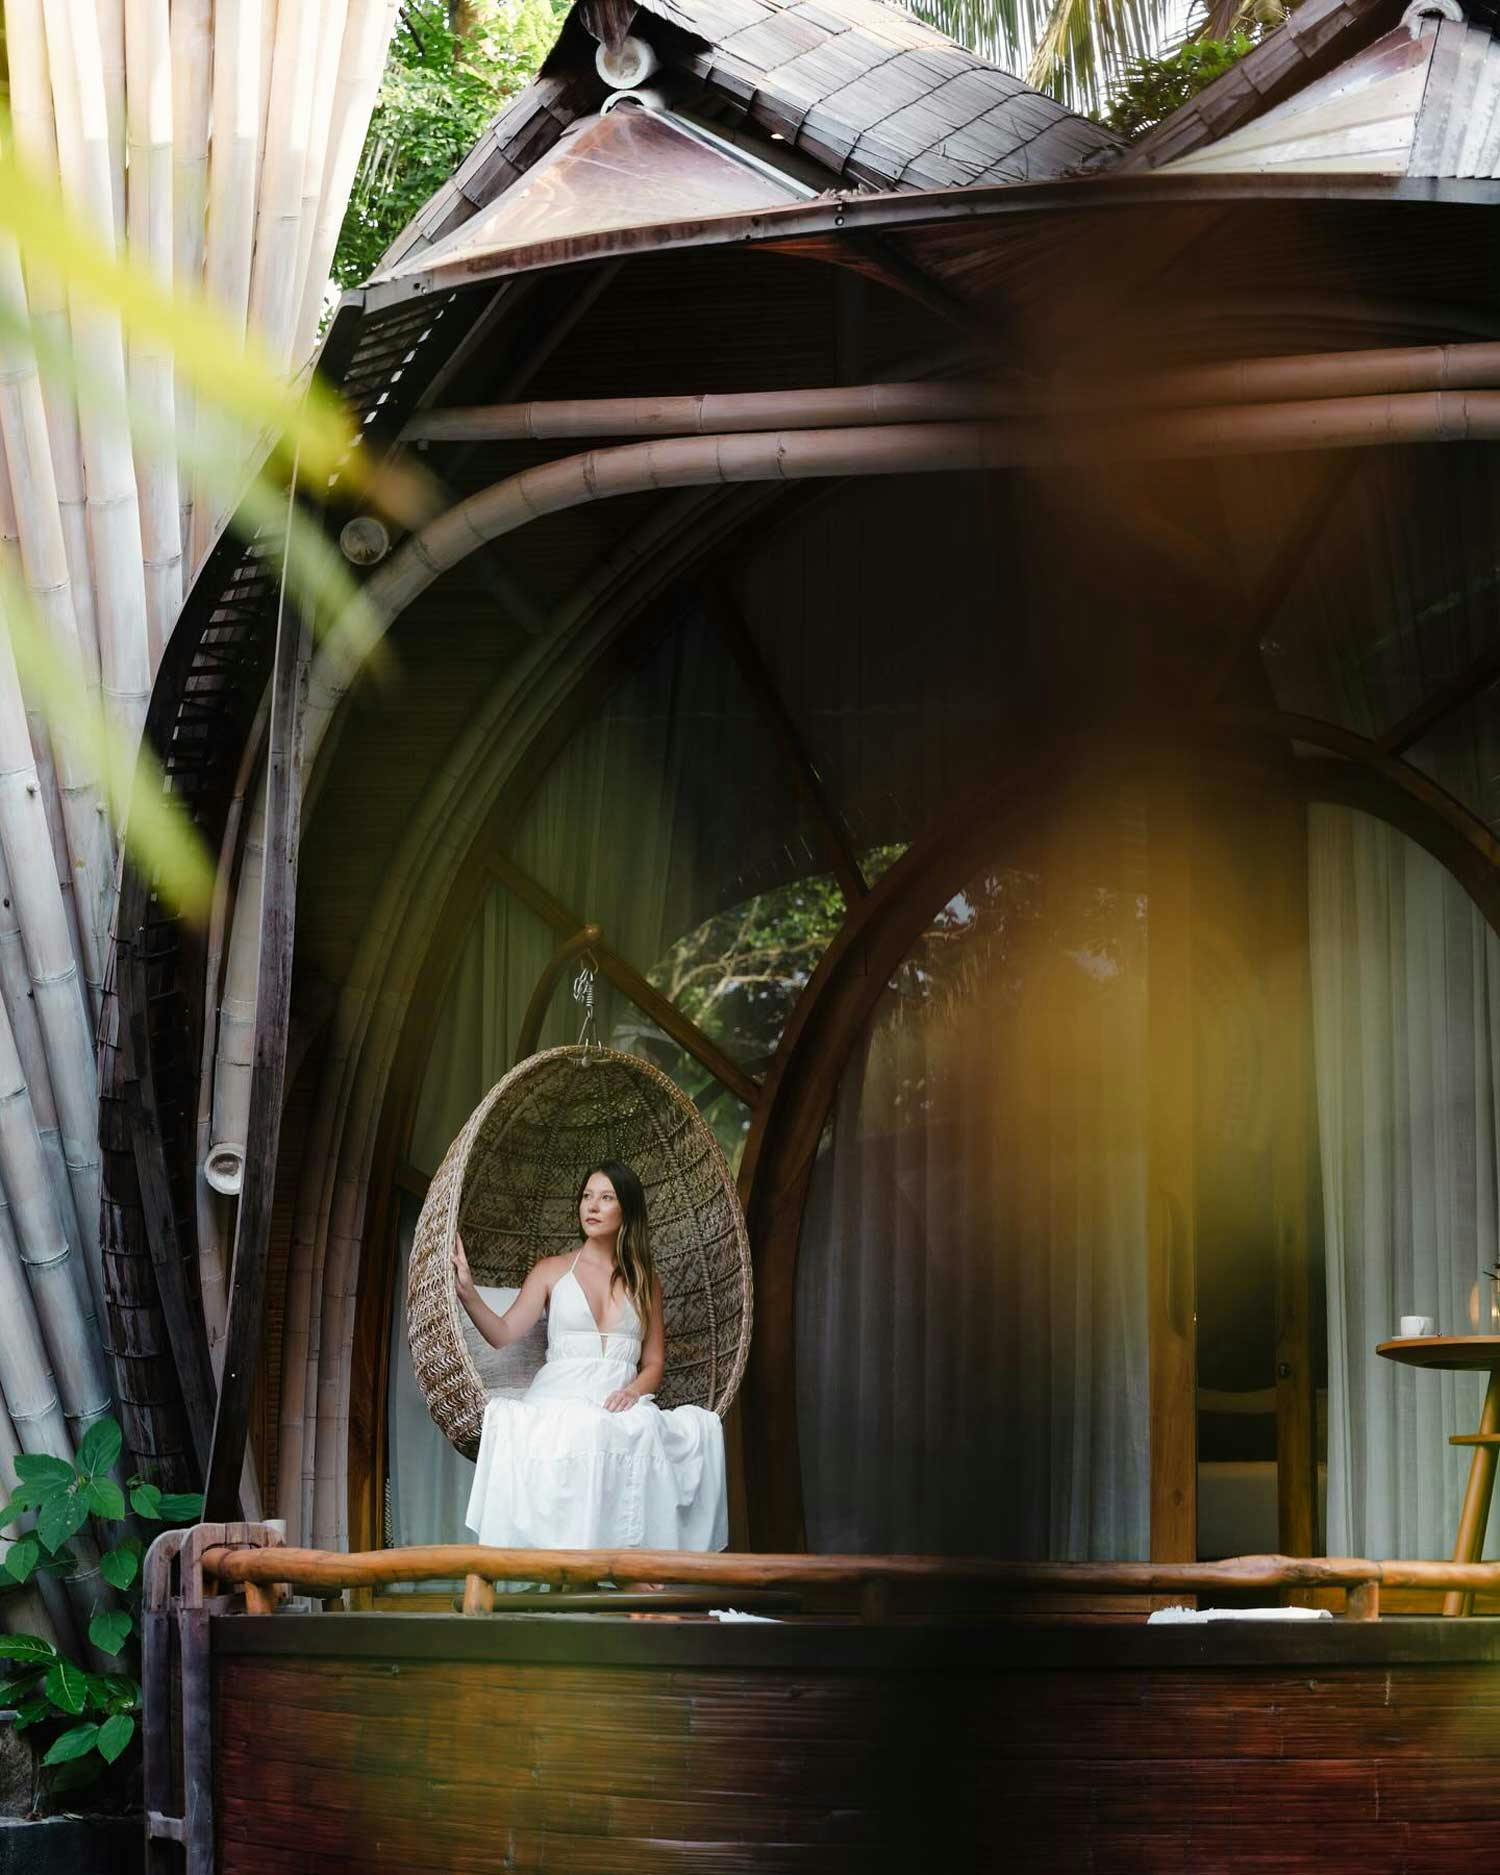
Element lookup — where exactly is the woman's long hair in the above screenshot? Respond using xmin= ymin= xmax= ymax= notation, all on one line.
xmin=576 ymin=1161 xmax=656 ymax=1326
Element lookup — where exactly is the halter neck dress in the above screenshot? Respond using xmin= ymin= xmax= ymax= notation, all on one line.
xmin=464 ymin=1251 xmax=728 ymax=1553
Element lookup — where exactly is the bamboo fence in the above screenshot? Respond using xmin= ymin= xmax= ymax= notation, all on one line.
xmin=0 ymin=0 xmax=398 ymax=1523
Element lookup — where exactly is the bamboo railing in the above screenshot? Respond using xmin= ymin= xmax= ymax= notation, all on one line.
xmin=193 ymin=1539 xmax=1500 ymax=1624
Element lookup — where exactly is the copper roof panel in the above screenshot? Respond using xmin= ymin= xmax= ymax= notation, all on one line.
xmin=379 ymin=105 xmax=804 ymax=282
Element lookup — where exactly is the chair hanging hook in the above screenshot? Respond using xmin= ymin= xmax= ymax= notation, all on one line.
xmin=572 ymin=952 xmax=600 ymax=1055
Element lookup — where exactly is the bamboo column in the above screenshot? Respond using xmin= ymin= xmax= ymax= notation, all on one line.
xmin=288 ymin=0 xmax=352 ymax=359
xmin=0 ymin=235 xmax=120 ymax=1012
xmin=170 ymin=0 xmax=212 ymax=563
xmin=2 ymin=0 xmax=103 ymax=699
xmin=0 ymin=1389 xmax=69 ymax=1651
xmin=293 ymin=0 xmax=400 ymax=363
xmin=248 ymin=0 xmax=321 ymax=377
xmin=41 ymin=0 xmax=154 ymax=752
xmin=124 ymin=0 xmax=184 ymax=663
xmin=0 ymin=610 xmax=106 ymax=1324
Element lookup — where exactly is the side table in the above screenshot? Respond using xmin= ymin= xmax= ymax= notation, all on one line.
xmin=1377 ymin=1335 xmax=1500 ymax=1617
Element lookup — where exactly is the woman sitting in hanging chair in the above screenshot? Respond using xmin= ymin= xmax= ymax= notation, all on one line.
xmin=453 ymin=1159 xmax=728 ymax=1553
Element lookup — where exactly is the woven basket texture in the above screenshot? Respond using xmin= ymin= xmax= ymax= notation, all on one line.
xmin=407 ymin=1046 xmax=754 ymax=1457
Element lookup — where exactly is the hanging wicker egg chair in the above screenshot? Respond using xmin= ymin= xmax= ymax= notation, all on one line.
xmin=407 ymin=1045 xmax=754 ymax=1457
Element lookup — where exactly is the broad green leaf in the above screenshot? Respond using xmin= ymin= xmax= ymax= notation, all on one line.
xmin=42 ymin=1659 xmax=88 ymax=1716
xmin=96 ymin=1713 xmax=135 ymax=1764
xmin=0 ymin=1490 xmax=37 ymax=1527
xmin=74 ymin=1420 xmax=122 ymax=1481
xmin=82 ymin=1478 xmax=126 ymax=1523
xmin=38 ymin=1547 xmax=79 ymax=1577
xmin=45 ymin=1754 xmax=103 ymax=1795
xmin=11 ymin=1697 xmax=53 ymax=1730
xmin=41 ymin=1722 xmax=99 ymax=1765
xmin=13 ymin=1455 xmax=74 ymax=1493
xmin=157 ymin=1493 xmax=205 ymax=1525
xmin=87 ymin=1611 xmax=132 ymax=1658
xmin=36 ymin=1493 xmax=87 ymax=1557
xmin=129 ymin=1483 xmax=163 ymax=1521
xmin=4 ymin=1536 xmax=39 ymax=1584
xmin=0 ymin=1673 xmax=40 ymax=1704
xmin=92 ymin=1673 xmax=140 ymax=1714
xmin=0 ymin=1634 xmax=56 ymax=1665
xmin=99 ymin=1544 xmax=140 ymax=1592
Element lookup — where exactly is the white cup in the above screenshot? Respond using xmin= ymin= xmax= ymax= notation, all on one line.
xmin=1399 ymin=1314 xmax=1436 ymax=1338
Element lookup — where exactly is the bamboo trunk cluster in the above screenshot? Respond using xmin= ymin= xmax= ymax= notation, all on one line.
xmin=0 ymin=0 xmax=399 ymax=1507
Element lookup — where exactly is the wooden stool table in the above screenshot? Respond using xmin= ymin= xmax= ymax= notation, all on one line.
xmin=1377 ymin=1335 xmax=1500 ymax=1616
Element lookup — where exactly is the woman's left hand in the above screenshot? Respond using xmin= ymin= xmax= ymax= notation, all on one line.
xmin=603 ymin=1389 xmax=638 ymax=1413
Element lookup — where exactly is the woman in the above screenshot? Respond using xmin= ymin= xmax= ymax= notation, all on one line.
xmin=454 ymin=1161 xmax=728 ymax=1552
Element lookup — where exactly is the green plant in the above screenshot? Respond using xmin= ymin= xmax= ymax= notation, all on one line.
xmin=1103 ymin=31 xmax=1257 ymax=137
xmin=331 ymin=0 xmax=567 ymax=291
xmin=0 ymin=1417 xmax=201 ymax=1797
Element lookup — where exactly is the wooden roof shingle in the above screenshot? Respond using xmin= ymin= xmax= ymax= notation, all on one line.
xmin=378 ymin=0 xmax=1120 ymax=277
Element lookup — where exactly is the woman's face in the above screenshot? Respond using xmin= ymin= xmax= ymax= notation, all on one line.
xmin=580 ymin=1175 xmax=622 ymax=1241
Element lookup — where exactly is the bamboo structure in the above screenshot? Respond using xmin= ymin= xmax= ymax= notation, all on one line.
xmin=0 ymin=0 xmax=400 ymax=1511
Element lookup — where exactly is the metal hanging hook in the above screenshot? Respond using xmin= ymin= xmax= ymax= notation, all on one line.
xmin=572 ymin=952 xmax=600 ymax=1055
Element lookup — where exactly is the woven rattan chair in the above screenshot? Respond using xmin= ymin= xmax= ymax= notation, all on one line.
xmin=407 ymin=1045 xmax=753 ymax=1457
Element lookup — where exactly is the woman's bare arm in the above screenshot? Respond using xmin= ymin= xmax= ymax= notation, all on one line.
xmin=452 ymin=1235 xmax=552 ymax=1349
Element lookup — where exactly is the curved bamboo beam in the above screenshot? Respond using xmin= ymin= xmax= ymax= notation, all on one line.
xmin=402 ymin=342 xmax=1500 ymax=447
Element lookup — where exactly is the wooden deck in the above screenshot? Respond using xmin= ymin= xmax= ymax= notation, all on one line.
xmin=204 ymin=1612 xmax=1500 ymax=1873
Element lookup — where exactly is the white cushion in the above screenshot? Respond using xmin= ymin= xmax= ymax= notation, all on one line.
xmin=461 ymin=1284 xmax=547 ymax=1399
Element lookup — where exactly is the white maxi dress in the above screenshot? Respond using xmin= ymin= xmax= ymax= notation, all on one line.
xmin=464 ymin=1253 xmax=728 ymax=1552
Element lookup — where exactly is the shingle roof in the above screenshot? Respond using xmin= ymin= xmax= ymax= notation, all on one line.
xmin=377 ymin=0 xmax=1120 ymax=276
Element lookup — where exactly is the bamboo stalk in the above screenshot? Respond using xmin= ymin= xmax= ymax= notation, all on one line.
xmin=195 ymin=0 xmax=264 ymax=574
xmin=287 ymin=0 xmax=351 ymax=364
xmin=0 ymin=236 xmax=120 ymax=1012
xmin=0 ymin=998 xmax=113 ymax=1436
xmin=40 ymin=0 xmax=153 ymax=752
xmin=0 ymin=611 xmax=106 ymax=1326
xmin=169 ymin=0 xmax=211 ymax=562
xmin=2 ymin=0 xmax=103 ymax=702
xmin=0 ymin=1388 xmax=71 ymax=1651
xmin=97 ymin=0 xmax=128 ymax=241
xmin=0 ymin=844 xmax=78 ymax=1272
xmin=124 ymin=0 xmax=183 ymax=664
xmin=292 ymin=0 xmax=398 ymax=365
xmin=248 ymin=0 xmax=321 ymax=375
xmin=197 ymin=694 xmax=269 ymax=1369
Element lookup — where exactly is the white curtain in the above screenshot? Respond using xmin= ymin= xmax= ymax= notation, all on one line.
xmin=1311 ymin=804 xmax=1500 ymax=1558
xmin=388 ymin=619 xmax=787 ymax=1547
xmin=796 ymin=804 xmax=1152 ymax=1559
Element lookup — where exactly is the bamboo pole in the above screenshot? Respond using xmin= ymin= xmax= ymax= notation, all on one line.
xmin=1 ymin=0 xmax=103 ymax=702
xmin=97 ymin=0 xmax=128 ymax=242
xmin=124 ymin=0 xmax=183 ymax=665
xmin=0 ymin=1388 xmax=70 ymax=1651
xmin=196 ymin=0 xmax=265 ymax=573
xmin=287 ymin=0 xmax=351 ymax=364
xmin=0 ymin=997 xmax=113 ymax=1437
xmin=248 ymin=0 xmax=321 ymax=376
xmin=197 ymin=695 xmax=269 ymax=1370
xmin=40 ymin=0 xmax=153 ymax=752
xmin=0 ymin=609 xmax=106 ymax=1325
xmin=292 ymin=0 xmax=397 ymax=364
xmin=169 ymin=0 xmax=211 ymax=562
xmin=0 ymin=235 xmax=120 ymax=1011
xmin=0 ymin=844 xmax=78 ymax=1272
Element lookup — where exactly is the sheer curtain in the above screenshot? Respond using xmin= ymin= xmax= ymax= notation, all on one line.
xmin=1311 ymin=804 xmax=1500 ymax=1558
xmin=387 ymin=616 xmax=812 ymax=1547
xmin=796 ymin=801 xmax=1151 ymax=1559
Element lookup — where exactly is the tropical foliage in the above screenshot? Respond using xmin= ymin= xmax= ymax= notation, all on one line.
xmin=0 ymin=1418 xmax=202 ymax=1798
xmin=332 ymin=0 xmax=567 ymax=289
xmin=1104 ymin=30 xmax=1257 ymax=136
